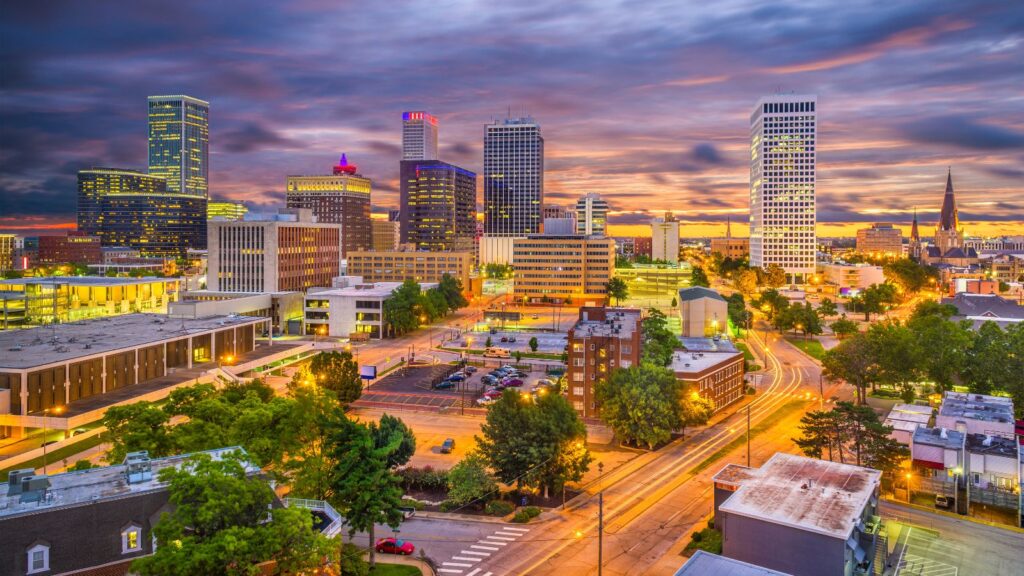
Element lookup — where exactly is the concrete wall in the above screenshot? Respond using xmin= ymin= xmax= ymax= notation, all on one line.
xmin=722 ymin=512 xmax=847 ymax=576
xmin=679 ymin=297 xmax=728 ymax=338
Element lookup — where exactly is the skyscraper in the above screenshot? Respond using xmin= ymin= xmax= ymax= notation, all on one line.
xmin=651 ymin=212 xmax=680 ymax=264
xmin=286 ymin=155 xmax=372 ymax=257
xmin=402 ymin=111 xmax=439 ymax=161
xmin=575 ymin=193 xmax=609 ymax=236
xmin=749 ymin=95 xmax=817 ymax=284
xmin=483 ymin=116 xmax=544 ymax=236
xmin=147 ymin=95 xmax=209 ymax=197
xmin=399 ymin=160 xmax=477 ymax=251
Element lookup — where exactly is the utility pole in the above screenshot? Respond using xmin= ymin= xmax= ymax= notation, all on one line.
xmin=598 ymin=461 xmax=604 ymax=576
xmin=818 ymin=372 xmax=824 ymax=408
xmin=746 ymin=404 xmax=751 ymax=466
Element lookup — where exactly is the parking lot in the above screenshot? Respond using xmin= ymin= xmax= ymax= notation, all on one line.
xmin=455 ymin=329 xmax=568 ymax=354
xmin=892 ymin=523 xmax=960 ymax=576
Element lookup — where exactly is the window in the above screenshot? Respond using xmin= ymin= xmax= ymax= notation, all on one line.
xmin=122 ymin=524 xmax=143 ymax=554
xmin=27 ymin=544 xmax=49 ymax=574
xmin=573 ymin=386 xmax=584 ymax=397
xmin=572 ymin=372 xmax=584 ymax=382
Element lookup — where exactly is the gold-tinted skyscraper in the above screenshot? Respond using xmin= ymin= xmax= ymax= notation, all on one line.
xmin=148 ymin=95 xmax=209 ymax=197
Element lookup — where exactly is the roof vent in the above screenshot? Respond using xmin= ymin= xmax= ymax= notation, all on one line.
xmin=124 ymin=451 xmax=153 ymax=484
xmin=7 ymin=469 xmax=35 ymax=495
xmin=940 ymin=428 xmax=948 ymax=439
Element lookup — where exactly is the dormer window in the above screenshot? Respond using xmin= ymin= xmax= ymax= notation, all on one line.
xmin=27 ymin=543 xmax=49 ymax=574
xmin=122 ymin=524 xmax=143 ymax=554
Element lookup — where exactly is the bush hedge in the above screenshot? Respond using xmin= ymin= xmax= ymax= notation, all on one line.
xmin=485 ymin=500 xmax=514 ymax=516
xmin=511 ymin=506 xmax=542 ymax=523
xmin=398 ymin=466 xmax=449 ymax=492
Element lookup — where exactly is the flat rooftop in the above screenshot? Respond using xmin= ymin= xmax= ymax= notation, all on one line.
xmin=0 ymin=313 xmax=266 ymax=370
xmin=885 ymin=404 xmax=931 ymax=426
xmin=912 ymin=426 xmax=965 ymax=450
xmin=938 ymin=392 xmax=1014 ymax=425
xmin=570 ymin=308 xmax=640 ymax=339
xmin=308 ymin=282 xmax=437 ymax=299
xmin=0 ymin=276 xmax=177 ymax=288
xmin=671 ymin=349 xmax=742 ymax=374
xmin=679 ymin=337 xmax=739 ymax=353
xmin=675 ymin=550 xmax=791 ymax=576
xmin=965 ymin=433 xmax=1018 ymax=458
xmin=717 ymin=452 xmax=881 ymax=541
xmin=0 ymin=447 xmax=257 ymax=519
xmin=712 ymin=464 xmax=758 ymax=488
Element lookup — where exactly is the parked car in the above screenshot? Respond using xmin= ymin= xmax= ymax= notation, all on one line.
xmin=440 ymin=438 xmax=456 ymax=454
xmin=482 ymin=375 xmax=499 ymax=386
xmin=398 ymin=506 xmax=416 ymax=519
xmin=484 ymin=347 xmax=511 ymax=358
xmin=477 ymin=397 xmax=497 ymax=406
xmin=536 ymin=378 xmax=555 ymax=387
xmin=376 ymin=538 xmax=415 ymax=555
xmin=464 ymin=366 xmax=478 ymax=374
xmin=72 ymin=428 xmax=89 ymax=436
xmin=502 ymin=378 xmax=524 ymax=387
xmin=935 ymin=495 xmax=953 ymax=509
xmin=500 ymin=336 xmax=509 ymax=343
xmin=446 ymin=373 xmax=466 ymax=382
xmin=433 ymin=381 xmax=456 ymax=390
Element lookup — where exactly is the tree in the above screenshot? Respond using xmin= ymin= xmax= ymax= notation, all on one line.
xmin=485 ymin=336 xmax=493 ymax=348
xmin=101 ymin=402 xmax=173 ymax=462
xmin=818 ymin=298 xmax=838 ymax=318
xmin=640 ymin=308 xmax=678 ymax=366
xmin=484 ymin=263 xmax=513 ymax=279
xmin=822 ymin=333 xmax=877 ymax=404
xmin=133 ymin=451 xmax=333 ymax=576
xmin=447 ymin=452 xmax=498 ymax=507
xmin=310 ymin=350 xmax=362 ymax=405
xmin=734 ymin=269 xmax=759 ymax=295
xmin=514 ymin=350 xmax=523 ymax=363
xmin=883 ymin=258 xmax=936 ymax=293
xmin=755 ymin=289 xmax=788 ymax=321
xmin=597 ymin=363 xmax=681 ymax=449
xmin=830 ymin=315 xmax=859 ymax=339
xmin=437 ymin=273 xmax=469 ymax=311
xmin=906 ymin=312 xmax=972 ymax=393
xmin=867 ymin=322 xmax=922 ymax=395
xmin=279 ymin=381 xmax=339 ymax=502
xmin=369 ymin=413 xmax=416 ymax=469
xmin=760 ymin=264 xmax=787 ymax=288
xmin=851 ymin=283 xmax=897 ymax=321
xmin=726 ymin=293 xmax=751 ymax=335
xmin=528 ymin=336 xmax=539 ymax=352
xmin=690 ymin=266 xmax=710 ymax=288
xmin=964 ymin=321 xmax=1012 ymax=395
xmin=383 ymin=279 xmax=423 ymax=336
xmin=605 ymin=277 xmax=629 ymax=305
xmin=325 ymin=411 xmax=404 ymax=569
xmin=794 ymin=402 xmax=907 ymax=472
xmin=70 ymin=459 xmax=95 ymax=471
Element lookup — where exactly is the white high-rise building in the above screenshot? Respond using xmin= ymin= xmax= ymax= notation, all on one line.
xmin=749 ymin=94 xmax=817 ymax=284
xmin=484 ymin=116 xmax=544 ymax=237
xmin=402 ymin=111 xmax=439 ymax=161
xmin=651 ymin=212 xmax=680 ymax=264
xmin=575 ymin=193 xmax=609 ymax=236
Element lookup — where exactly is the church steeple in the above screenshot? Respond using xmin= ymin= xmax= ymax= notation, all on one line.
xmin=910 ymin=207 xmax=919 ymax=241
xmin=725 ymin=216 xmax=732 ymax=239
xmin=938 ymin=168 xmax=959 ymax=232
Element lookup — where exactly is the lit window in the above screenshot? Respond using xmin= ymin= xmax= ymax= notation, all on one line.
xmin=27 ymin=544 xmax=49 ymax=574
xmin=122 ymin=524 xmax=143 ymax=554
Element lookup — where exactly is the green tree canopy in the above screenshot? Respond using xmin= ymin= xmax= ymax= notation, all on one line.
xmin=759 ymin=264 xmax=787 ymax=288
xmin=447 ymin=452 xmax=498 ymax=507
xmin=640 ymin=308 xmax=679 ymax=366
xmin=822 ymin=333 xmax=878 ymax=404
xmin=830 ymin=315 xmax=859 ymax=339
xmin=309 ymin=350 xmax=362 ymax=405
xmin=597 ymin=363 xmax=683 ymax=449
xmin=605 ymin=277 xmax=629 ymax=305
xmin=369 ymin=413 xmax=417 ymax=469
xmin=817 ymin=298 xmax=838 ymax=318
xmin=690 ymin=266 xmax=711 ymax=288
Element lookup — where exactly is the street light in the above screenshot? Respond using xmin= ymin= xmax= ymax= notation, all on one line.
xmin=905 ymin=472 xmax=912 ymax=503
xmin=41 ymin=405 xmax=64 ymax=474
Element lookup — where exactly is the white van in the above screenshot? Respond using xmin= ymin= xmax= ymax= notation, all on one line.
xmin=483 ymin=347 xmax=511 ymax=358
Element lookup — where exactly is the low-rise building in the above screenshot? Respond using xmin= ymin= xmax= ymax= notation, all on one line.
xmin=207 ymin=209 xmax=342 ymax=293
xmin=512 ymin=235 xmax=615 ymax=305
xmin=0 ymin=234 xmax=16 ymax=272
xmin=372 ymin=219 xmax=401 ymax=251
xmin=965 ymin=432 xmax=1019 ymax=511
xmin=674 ymin=550 xmax=791 ymax=576
xmin=710 ymin=237 xmax=750 ymax=260
xmin=712 ymin=452 xmax=882 ymax=576
xmin=677 ymin=286 xmax=728 ymax=338
xmin=0 ymin=447 xmax=263 ymax=576
xmin=884 ymin=403 xmax=933 ymax=445
xmin=304 ymin=278 xmax=437 ymax=339
xmin=171 ymin=290 xmax=306 ymax=335
xmin=613 ymin=263 xmax=692 ymax=299
xmin=936 ymin=391 xmax=1015 ymax=437
xmin=942 ymin=293 xmax=1024 ymax=330
xmin=566 ymin=307 xmax=641 ymax=419
xmin=671 ymin=337 xmax=744 ymax=412
xmin=820 ymin=263 xmax=885 ymax=295
xmin=345 ymin=249 xmax=472 ymax=288
xmin=855 ymin=223 xmax=902 ymax=257
xmin=37 ymin=232 xmax=103 ymax=265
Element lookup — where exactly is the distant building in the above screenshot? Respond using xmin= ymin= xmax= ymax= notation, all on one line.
xmin=964 ymin=235 xmax=1024 ymax=256
xmin=935 ymin=391 xmax=1015 ymax=437
xmin=0 ymin=234 xmax=15 ymax=272
xmin=305 ymin=277 xmax=437 ymax=339
xmin=207 ymin=200 xmax=248 ymax=221
xmin=37 ymin=232 xmax=103 ymax=265
xmin=0 ymin=447 xmax=264 ymax=576
xmin=399 ymin=160 xmax=477 ymax=252
xmin=908 ymin=426 xmax=965 ymax=510
xmin=542 ymin=217 xmax=577 ymax=235
xmin=147 ymin=94 xmax=209 ymax=197
xmin=372 ymin=219 xmax=401 ymax=251
xmin=941 ymin=293 xmax=1024 ymax=330
xmin=345 ymin=249 xmax=472 ymax=287
xmin=712 ymin=452 xmax=881 ymax=576
xmin=677 ymin=286 xmax=728 ymax=338
xmin=615 ymin=263 xmax=693 ymax=298
xmin=634 ymin=236 xmax=652 ymax=258
xmin=821 ymin=263 xmax=885 ymax=294
xmin=984 ymin=253 xmax=1024 ymax=283
xmin=402 ymin=111 xmax=439 ymax=161
xmin=101 ymin=246 xmax=141 ymax=262
xmin=856 ymin=223 xmax=902 ymax=257
xmin=542 ymin=205 xmax=573 ymax=220
xmin=479 ymin=235 xmax=519 ymax=266
xmin=171 ymin=290 xmax=305 ymax=336
xmin=511 ymin=235 xmax=615 ymax=304
xmin=671 ymin=338 xmax=744 ymax=412
xmin=674 ymin=550 xmax=790 ymax=576
xmin=883 ymin=403 xmax=933 ymax=445
xmin=286 ymin=155 xmax=372 ymax=257
xmin=923 ymin=171 xmax=979 ymax=267
xmin=566 ymin=307 xmax=641 ymax=418
xmin=207 ymin=210 xmax=342 ymax=293
xmin=483 ymin=116 xmax=543 ymax=236
xmin=749 ymin=95 xmax=817 ymax=284
xmin=574 ymin=193 xmax=609 ymax=236
xmin=78 ymin=167 xmax=206 ymax=256
xmin=651 ymin=212 xmax=680 ymax=263
xmin=709 ymin=218 xmax=749 ymax=260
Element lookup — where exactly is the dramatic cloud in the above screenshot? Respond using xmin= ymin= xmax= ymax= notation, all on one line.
xmin=1 ymin=0 xmax=1022 ymax=235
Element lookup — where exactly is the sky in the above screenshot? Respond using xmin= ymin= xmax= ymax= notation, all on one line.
xmin=1 ymin=0 xmax=1023 ymax=239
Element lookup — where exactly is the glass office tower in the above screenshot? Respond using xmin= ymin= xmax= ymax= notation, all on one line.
xmin=148 ymin=95 xmax=209 ymax=198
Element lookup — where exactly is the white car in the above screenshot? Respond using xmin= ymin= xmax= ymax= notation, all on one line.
xmin=476 ymin=397 xmax=497 ymax=406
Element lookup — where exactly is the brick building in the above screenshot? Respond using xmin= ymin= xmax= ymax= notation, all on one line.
xmin=37 ymin=232 xmax=103 ymax=265
xmin=566 ymin=307 xmax=641 ymax=418
xmin=671 ymin=337 xmax=745 ymax=412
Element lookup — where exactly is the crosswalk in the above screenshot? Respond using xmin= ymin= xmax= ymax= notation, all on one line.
xmin=435 ymin=525 xmax=529 ymax=575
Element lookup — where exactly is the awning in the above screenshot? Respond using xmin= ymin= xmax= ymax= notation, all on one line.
xmin=912 ymin=458 xmax=945 ymax=470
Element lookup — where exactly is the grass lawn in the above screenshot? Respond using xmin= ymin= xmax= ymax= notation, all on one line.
xmin=683 ymin=526 xmax=723 ymax=555
xmin=785 ymin=337 xmax=826 ymax=361
xmin=369 ymin=564 xmax=421 ymax=576
xmin=0 ymin=432 xmax=108 ymax=482
xmin=734 ymin=341 xmax=755 ymax=362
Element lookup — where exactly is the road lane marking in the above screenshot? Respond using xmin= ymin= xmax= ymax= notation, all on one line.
xmin=486 ymin=535 xmax=516 ymax=541
xmin=461 ymin=550 xmax=490 ymax=556
xmin=437 ymin=570 xmax=463 ymax=574
xmin=500 ymin=526 xmax=529 ymax=533
xmin=481 ymin=572 xmax=493 ymax=576
xmin=480 ymin=540 xmax=507 ymax=546
xmin=471 ymin=544 xmax=499 ymax=551
xmin=443 ymin=562 xmax=475 ymax=568
xmin=494 ymin=531 xmax=523 ymax=537
xmin=465 ymin=570 xmax=481 ymax=576
xmin=453 ymin=557 xmax=481 ymax=562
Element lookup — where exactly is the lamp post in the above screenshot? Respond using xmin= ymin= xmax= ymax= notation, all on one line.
xmin=41 ymin=405 xmax=64 ymax=474
xmin=905 ymin=472 xmax=912 ymax=503
xmin=952 ymin=466 xmax=963 ymax=514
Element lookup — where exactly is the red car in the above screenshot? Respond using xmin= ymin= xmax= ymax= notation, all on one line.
xmin=376 ymin=538 xmax=415 ymax=555
xmin=502 ymin=378 xmax=524 ymax=387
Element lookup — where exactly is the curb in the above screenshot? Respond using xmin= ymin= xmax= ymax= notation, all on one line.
xmin=414 ymin=510 xmax=509 ymax=524
xmin=881 ymin=497 xmax=1024 ymax=534
xmin=780 ymin=336 xmax=824 ymax=365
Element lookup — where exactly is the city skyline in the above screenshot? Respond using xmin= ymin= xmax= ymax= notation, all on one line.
xmin=1 ymin=1 xmax=1023 ymax=238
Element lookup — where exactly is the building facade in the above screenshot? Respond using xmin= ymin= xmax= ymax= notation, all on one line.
xmin=710 ymin=220 xmax=750 ymax=260
xmin=345 ymin=250 xmax=472 ymax=287
xmin=402 ymin=111 xmax=439 ymax=161
xmin=512 ymin=235 xmax=614 ymax=304
xmin=372 ymin=219 xmax=401 ymax=251
xmin=37 ymin=232 xmax=103 ymax=265
xmin=207 ymin=210 xmax=342 ymax=293
xmin=749 ymin=95 xmax=817 ymax=284
xmin=483 ymin=116 xmax=544 ymax=236
xmin=671 ymin=342 xmax=744 ymax=412
xmin=821 ymin=263 xmax=885 ymax=294
xmin=399 ymin=160 xmax=477 ymax=251
xmin=856 ymin=223 xmax=902 ymax=256
xmin=651 ymin=213 xmax=680 ymax=263
xmin=286 ymin=155 xmax=372 ymax=257
xmin=305 ymin=279 xmax=437 ymax=339
xmin=207 ymin=200 xmax=249 ymax=221
xmin=77 ymin=168 xmax=167 ymax=234
xmin=575 ymin=193 xmax=609 ymax=236
xmin=566 ymin=307 xmax=641 ymax=418
xmin=0 ymin=234 xmax=15 ymax=272
xmin=147 ymin=95 xmax=209 ymax=197
xmin=678 ymin=286 xmax=729 ymax=338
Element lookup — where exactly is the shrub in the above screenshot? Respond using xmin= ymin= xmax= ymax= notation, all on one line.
xmin=400 ymin=497 xmax=425 ymax=510
xmin=439 ymin=500 xmax=459 ymax=512
xmin=398 ymin=466 xmax=450 ymax=492
xmin=691 ymin=531 xmax=703 ymax=542
xmin=485 ymin=500 xmax=514 ymax=516
xmin=745 ymin=386 xmax=756 ymax=395
xmin=512 ymin=506 xmax=542 ymax=523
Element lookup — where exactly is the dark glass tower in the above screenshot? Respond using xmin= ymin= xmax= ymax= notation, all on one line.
xmin=483 ymin=116 xmax=544 ymax=236
xmin=399 ymin=160 xmax=477 ymax=251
